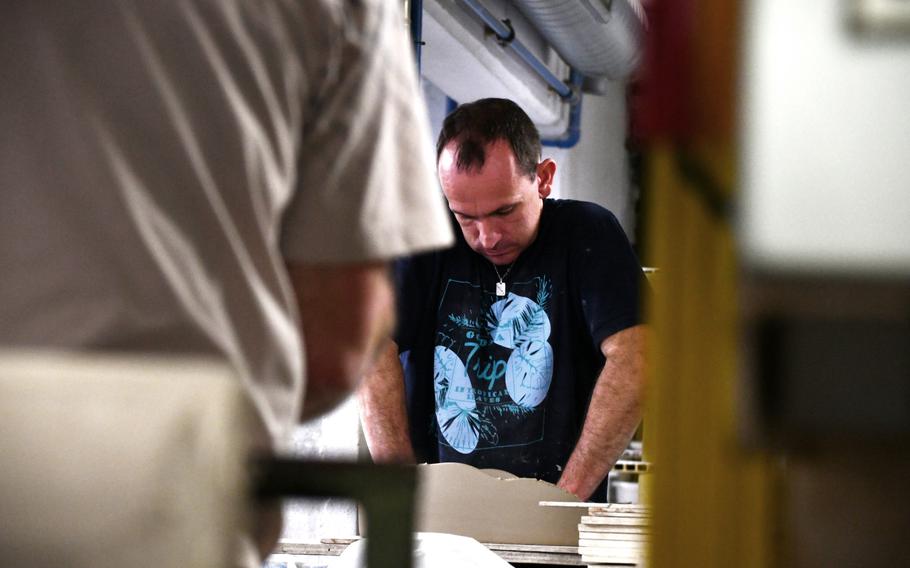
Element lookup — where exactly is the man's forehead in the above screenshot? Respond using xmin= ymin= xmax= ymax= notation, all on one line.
xmin=437 ymin=144 xmax=459 ymax=172
xmin=445 ymin=186 xmax=526 ymax=219
xmin=447 ymin=193 xmax=521 ymax=207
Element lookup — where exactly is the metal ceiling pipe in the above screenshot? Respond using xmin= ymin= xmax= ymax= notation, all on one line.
xmin=542 ymin=70 xmax=584 ymax=148
xmin=511 ymin=0 xmax=645 ymax=81
xmin=409 ymin=0 xmax=425 ymax=72
xmin=460 ymin=0 xmax=573 ymax=99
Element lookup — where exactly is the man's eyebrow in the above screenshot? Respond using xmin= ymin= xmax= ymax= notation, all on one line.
xmin=450 ymin=207 xmax=475 ymax=219
xmin=450 ymin=202 xmax=518 ymax=220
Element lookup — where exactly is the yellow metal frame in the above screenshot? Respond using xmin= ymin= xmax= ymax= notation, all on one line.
xmin=642 ymin=145 xmax=776 ymax=567
xmin=636 ymin=6 xmax=777 ymax=565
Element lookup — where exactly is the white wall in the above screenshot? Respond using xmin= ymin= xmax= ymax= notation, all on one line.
xmin=740 ymin=0 xmax=910 ymax=276
xmin=544 ymin=80 xmax=634 ymax=238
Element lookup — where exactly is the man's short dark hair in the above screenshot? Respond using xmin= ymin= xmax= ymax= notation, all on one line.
xmin=436 ymin=98 xmax=541 ymax=179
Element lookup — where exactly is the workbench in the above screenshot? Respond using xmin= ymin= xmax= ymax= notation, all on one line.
xmin=273 ymin=501 xmax=651 ymax=567
xmin=274 ymin=538 xmax=586 ymax=566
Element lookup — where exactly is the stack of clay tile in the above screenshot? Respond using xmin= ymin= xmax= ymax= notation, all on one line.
xmin=577 ymin=504 xmax=651 ymax=566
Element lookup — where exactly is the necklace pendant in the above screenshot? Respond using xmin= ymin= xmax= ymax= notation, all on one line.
xmin=496 ymin=281 xmax=506 ymax=297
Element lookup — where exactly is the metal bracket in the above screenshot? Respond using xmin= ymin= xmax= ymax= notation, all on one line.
xmin=252 ymin=459 xmax=418 ymax=568
xmin=495 ymin=18 xmax=516 ymax=46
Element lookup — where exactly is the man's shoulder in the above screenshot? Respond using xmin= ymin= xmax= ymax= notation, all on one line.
xmin=545 ymin=199 xmax=623 ymax=234
xmin=395 ymin=235 xmax=467 ymax=274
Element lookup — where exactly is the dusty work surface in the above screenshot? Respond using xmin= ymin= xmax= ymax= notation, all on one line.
xmin=277 ymin=537 xmax=583 ymax=566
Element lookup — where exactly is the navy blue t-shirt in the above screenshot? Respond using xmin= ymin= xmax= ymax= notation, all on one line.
xmin=394 ymin=199 xmax=643 ymax=500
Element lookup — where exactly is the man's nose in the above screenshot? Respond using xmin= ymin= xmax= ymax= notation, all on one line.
xmin=476 ymin=220 xmax=501 ymax=249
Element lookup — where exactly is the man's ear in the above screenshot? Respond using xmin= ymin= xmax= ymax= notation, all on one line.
xmin=536 ymin=159 xmax=556 ymax=198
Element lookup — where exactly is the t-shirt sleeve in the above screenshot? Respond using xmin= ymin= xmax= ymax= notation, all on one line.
xmin=572 ymin=205 xmax=644 ymax=349
xmin=391 ymin=248 xmax=442 ymax=353
xmin=280 ymin=0 xmax=453 ymax=263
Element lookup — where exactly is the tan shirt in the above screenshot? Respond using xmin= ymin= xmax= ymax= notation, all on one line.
xmin=0 ymin=0 xmax=453 ymax=443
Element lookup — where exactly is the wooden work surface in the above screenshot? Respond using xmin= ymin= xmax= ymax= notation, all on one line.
xmin=276 ymin=538 xmax=645 ymax=566
xmin=277 ymin=538 xmax=586 ymax=566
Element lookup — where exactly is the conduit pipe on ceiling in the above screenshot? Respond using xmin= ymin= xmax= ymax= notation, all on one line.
xmin=511 ymin=0 xmax=645 ymax=83
xmin=459 ymin=0 xmax=574 ymax=100
xmin=409 ymin=0 xmax=425 ymax=72
xmin=541 ymin=71 xmax=583 ymax=148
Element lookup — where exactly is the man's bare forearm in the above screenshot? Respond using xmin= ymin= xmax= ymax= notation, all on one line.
xmin=358 ymin=339 xmax=416 ymax=463
xmin=558 ymin=325 xmax=647 ymax=501
xmin=288 ymin=262 xmax=396 ymax=421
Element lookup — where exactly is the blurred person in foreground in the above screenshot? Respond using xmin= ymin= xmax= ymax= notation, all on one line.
xmin=0 ymin=0 xmax=452 ymax=562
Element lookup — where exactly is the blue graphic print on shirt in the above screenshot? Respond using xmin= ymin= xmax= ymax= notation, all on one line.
xmin=433 ymin=275 xmax=553 ymax=455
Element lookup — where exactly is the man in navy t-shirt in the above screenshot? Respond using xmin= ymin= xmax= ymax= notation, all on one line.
xmin=359 ymin=98 xmax=647 ymax=502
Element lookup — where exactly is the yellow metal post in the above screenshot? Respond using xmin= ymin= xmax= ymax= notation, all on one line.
xmin=639 ymin=2 xmax=778 ymax=564
xmin=643 ymin=143 xmax=776 ymax=568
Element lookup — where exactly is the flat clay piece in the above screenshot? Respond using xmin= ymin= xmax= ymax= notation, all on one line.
xmin=479 ymin=468 xmax=519 ymax=480
xmin=413 ymin=463 xmax=583 ymax=546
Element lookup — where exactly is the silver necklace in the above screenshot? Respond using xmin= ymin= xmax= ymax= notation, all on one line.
xmin=491 ymin=262 xmax=514 ymax=297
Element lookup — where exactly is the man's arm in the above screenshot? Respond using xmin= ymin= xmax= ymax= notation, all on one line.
xmin=357 ymin=339 xmax=416 ymax=463
xmin=557 ymin=325 xmax=647 ymax=501
xmin=287 ymin=261 xmax=396 ymax=421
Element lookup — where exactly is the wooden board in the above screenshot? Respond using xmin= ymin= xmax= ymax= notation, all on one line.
xmin=539 ymin=502 xmax=650 ymax=514
xmin=483 ymin=543 xmax=578 ymax=553
xmin=579 ymin=524 xmax=651 ymax=534
xmin=588 ymin=510 xmax=651 ymax=518
xmin=579 ymin=539 xmax=645 ymax=550
xmin=320 ymin=537 xmax=359 ymax=545
xmin=581 ymin=515 xmax=650 ymax=526
xmin=277 ymin=538 xmax=586 ymax=565
xmin=581 ymin=556 xmax=637 ymax=565
xmin=580 ymin=559 xmax=638 ymax=564
xmin=578 ymin=532 xmax=648 ymax=542
xmin=277 ymin=541 xmax=350 ymax=556
xmin=580 ymin=548 xmax=641 ymax=561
